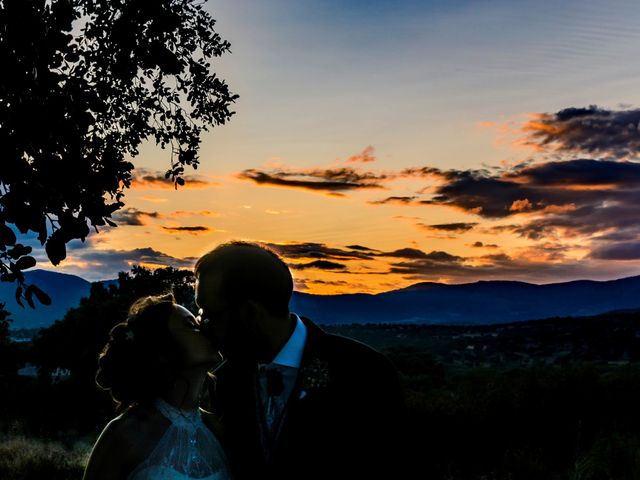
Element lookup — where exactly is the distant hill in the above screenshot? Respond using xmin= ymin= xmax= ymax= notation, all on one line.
xmin=1 ymin=270 xmax=92 ymax=329
xmin=290 ymin=276 xmax=640 ymax=325
xmin=4 ymin=270 xmax=640 ymax=329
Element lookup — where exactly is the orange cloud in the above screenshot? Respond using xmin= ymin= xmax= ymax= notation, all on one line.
xmin=347 ymin=145 xmax=376 ymax=163
xmin=540 ymin=203 xmax=577 ymax=214
xmin=509 ymin=198 xmax=533 ymax=212
xmin=140 ymin=196 xmax=169 ymax=203
xmin=166 ymin=210 xmax=222 ymax=218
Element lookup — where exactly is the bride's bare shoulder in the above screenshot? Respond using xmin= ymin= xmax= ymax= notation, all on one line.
xmin=83 ymin=405 xmax=167 ymax=480
xmin=82 ymin=414 xmax=136 ymax=480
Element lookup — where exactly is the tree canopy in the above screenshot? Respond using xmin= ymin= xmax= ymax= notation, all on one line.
xmin=0 ymin=0 xmax=237 ymax=304
xmin=32 ymin=265 xmax=195 ymax=380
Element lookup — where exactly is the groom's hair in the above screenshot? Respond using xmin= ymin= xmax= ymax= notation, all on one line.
xmin=195 ymin=241 xmax=293 ymax=316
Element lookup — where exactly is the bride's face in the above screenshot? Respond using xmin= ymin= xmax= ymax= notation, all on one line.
xmin=167 ymin=305 xmax=220 ymax=368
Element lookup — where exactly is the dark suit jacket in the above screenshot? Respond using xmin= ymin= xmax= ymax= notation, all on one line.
xmin=206 ymin=316 xmax=409 ymax=480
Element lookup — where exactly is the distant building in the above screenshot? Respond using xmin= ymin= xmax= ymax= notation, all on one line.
xmin=17 ymin=363 xmax=38 ymax=377
xmin=17 ymin=363 xmax=71 ymax=383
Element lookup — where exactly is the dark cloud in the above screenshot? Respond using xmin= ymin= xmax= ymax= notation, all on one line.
xmin=509 ymin=202 xmax=640 ymax=240
xmin=345 ymin=244 xmax=379 ymax=252
xmin=162 ymin=226 xmax=212 ymax=235
xmin=238 ymin=167 xmax=391 ymax=193
xmin=378 ymin=248 xmax=463 ymax=262
xmin=386 ymin=251 xmax=633 ymax=284
xmin=368 ymin=196 xmax=417 ymax=205
xmin=420 ymin=174 xmax=544 ymax=218
xmin=589 ymin=242 xmax=640 ymax=260
xmin=591 ymin=230 xmax=640 ymax=242
xmin=374 ymin=160 xmax=640 ymax=221
xmin=519 ymin=243 xmax=577 ymax=262
xmin=505 ymin=159 xmax=640 ymax=186
xmin=81 ymin=247 xmax=195 ymax=265
xmin=486 ymin=224 xmax=522 ymax=234
xmin=378 ymin=248 xmax=431 ymax=259
xmin=290 ymin=260 xmax=348 ymax=270
xmin=264 ymin=242 xmax=375 ymax=260
xmin=401 ymin=166 xmax=455 ymax=179
xmin=420 ymin=222 xmax=478 ymax=232
xmin=55 ymin=247 xmax=197 ymax=281
xmin=374 ymin=166 xmax=546 ymax=217
xmin=523 ymin=106 xmax=640 ymax=158
xmin=131 ymin=168 xmax=214 ymax=189
xmin=369 ymin=158 xmax=640 ymax=261
xmin=423 ymin=251 xmax=464 ymax=262
xmin=112 ymin=208 xmax=161 ymax=226
xmin=480 ymin=253 xmax=512 ymax=263
xmin=306 ymin=279 xmax=350 ymax=286
xmin=471 ymin=241 xmax=499 ymax=248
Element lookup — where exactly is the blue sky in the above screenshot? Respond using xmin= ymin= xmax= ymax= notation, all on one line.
xmin=27 ymin=0 xmax=640 ymax=291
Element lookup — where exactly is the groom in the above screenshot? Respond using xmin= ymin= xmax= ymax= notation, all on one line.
xmin=194 ymin=241 xmax=408 ymax=479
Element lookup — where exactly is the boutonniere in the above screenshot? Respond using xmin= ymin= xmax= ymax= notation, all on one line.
xmin=299 ymin=358 xmax=330 ymax=399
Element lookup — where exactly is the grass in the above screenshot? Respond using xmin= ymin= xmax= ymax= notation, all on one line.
xmin=0 ymin=433 xmax=91 ymax=480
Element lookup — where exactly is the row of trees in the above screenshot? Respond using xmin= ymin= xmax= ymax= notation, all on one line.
xmin=2 ymin=266 xmax=197 ymax=434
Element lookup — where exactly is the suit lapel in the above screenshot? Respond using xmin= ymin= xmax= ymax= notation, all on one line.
xmin=215 ymin=318 xmax=330 ymax=471
xmin=271 ymin=317 xmax=328 ymax=459
xmin=216 ymin=359 xmax=266 ymax=469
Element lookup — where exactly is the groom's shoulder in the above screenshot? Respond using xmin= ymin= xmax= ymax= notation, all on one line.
xmin=302 ymin=316 xmax=394 ymax=372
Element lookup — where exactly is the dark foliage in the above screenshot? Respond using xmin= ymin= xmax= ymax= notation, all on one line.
xmin=328 ymin=316 xmax=640 ymax=479
xmin=0 ymin=302 xmax=21 ymax=376
xmin=3 ymin=302 xmax=640 ymax=478
xmin=0 ymin=0 xmax=237 ymax=303
xmin=11 ymin=265 xmax=195 ymax=432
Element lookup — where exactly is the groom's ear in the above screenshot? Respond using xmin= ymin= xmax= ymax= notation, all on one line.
xmin=241 ymin=300 xmax=268 ymax=336
xmin=241 ymin=300 xmax=260 ymax=322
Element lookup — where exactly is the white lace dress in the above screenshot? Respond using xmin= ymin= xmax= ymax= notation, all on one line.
xmin=128 ymin=398 xmax=232 ymax=480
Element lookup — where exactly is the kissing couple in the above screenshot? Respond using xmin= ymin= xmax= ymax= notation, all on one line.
xmin=83 ymin=241 xmax=407 ymax=480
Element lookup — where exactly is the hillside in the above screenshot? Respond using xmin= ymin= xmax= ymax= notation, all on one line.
xmin=4 ymin=270 xmax=640 ymax=330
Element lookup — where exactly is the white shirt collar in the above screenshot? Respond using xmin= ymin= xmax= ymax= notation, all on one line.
xmin=269 ymin=313 xmax=307 ymax=369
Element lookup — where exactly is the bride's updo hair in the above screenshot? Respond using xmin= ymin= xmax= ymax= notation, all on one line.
xmin=96 ymin=292 xmax=182 ymax=412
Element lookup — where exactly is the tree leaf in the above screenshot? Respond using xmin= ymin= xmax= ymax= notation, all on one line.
xmin=15 ymin=285 xmax=24 ymax=308
xmin=24 ymin=286 xmax=35 ymax=309
xmin=0 ymin=0 xmax=236 ymax=285
xmin=45 ymin=235 xmax=67 ymax=266
xmin=30 ymin=285 xmax=52 ymax=306
xmin=15 ymin=256 xmax=36 ymax=271
xmin=1 ymin=273 xmax=16 ymax=283
xmin=8 ymin=245 xmax=33 ymax=260
xmin=0 ymin=224 xmax=16 ymax=247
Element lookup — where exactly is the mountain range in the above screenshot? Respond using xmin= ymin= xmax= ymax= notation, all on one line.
xmin=4 ymin=270 xmax=640 ymax=330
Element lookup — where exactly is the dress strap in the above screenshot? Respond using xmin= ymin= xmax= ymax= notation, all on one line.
xmin=154 ymin=398 xmax=200 ymax=428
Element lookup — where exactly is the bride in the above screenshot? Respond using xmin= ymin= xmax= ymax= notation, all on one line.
xmin=83 ymin=293 xmax=232 ymax=480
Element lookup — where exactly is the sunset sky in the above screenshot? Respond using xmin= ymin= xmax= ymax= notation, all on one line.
xmin=37 ymin=0 xmax=640 ymax=293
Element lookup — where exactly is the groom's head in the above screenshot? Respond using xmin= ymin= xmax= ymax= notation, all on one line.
xmin=194 ymin=241 xmax=295 ymax=362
